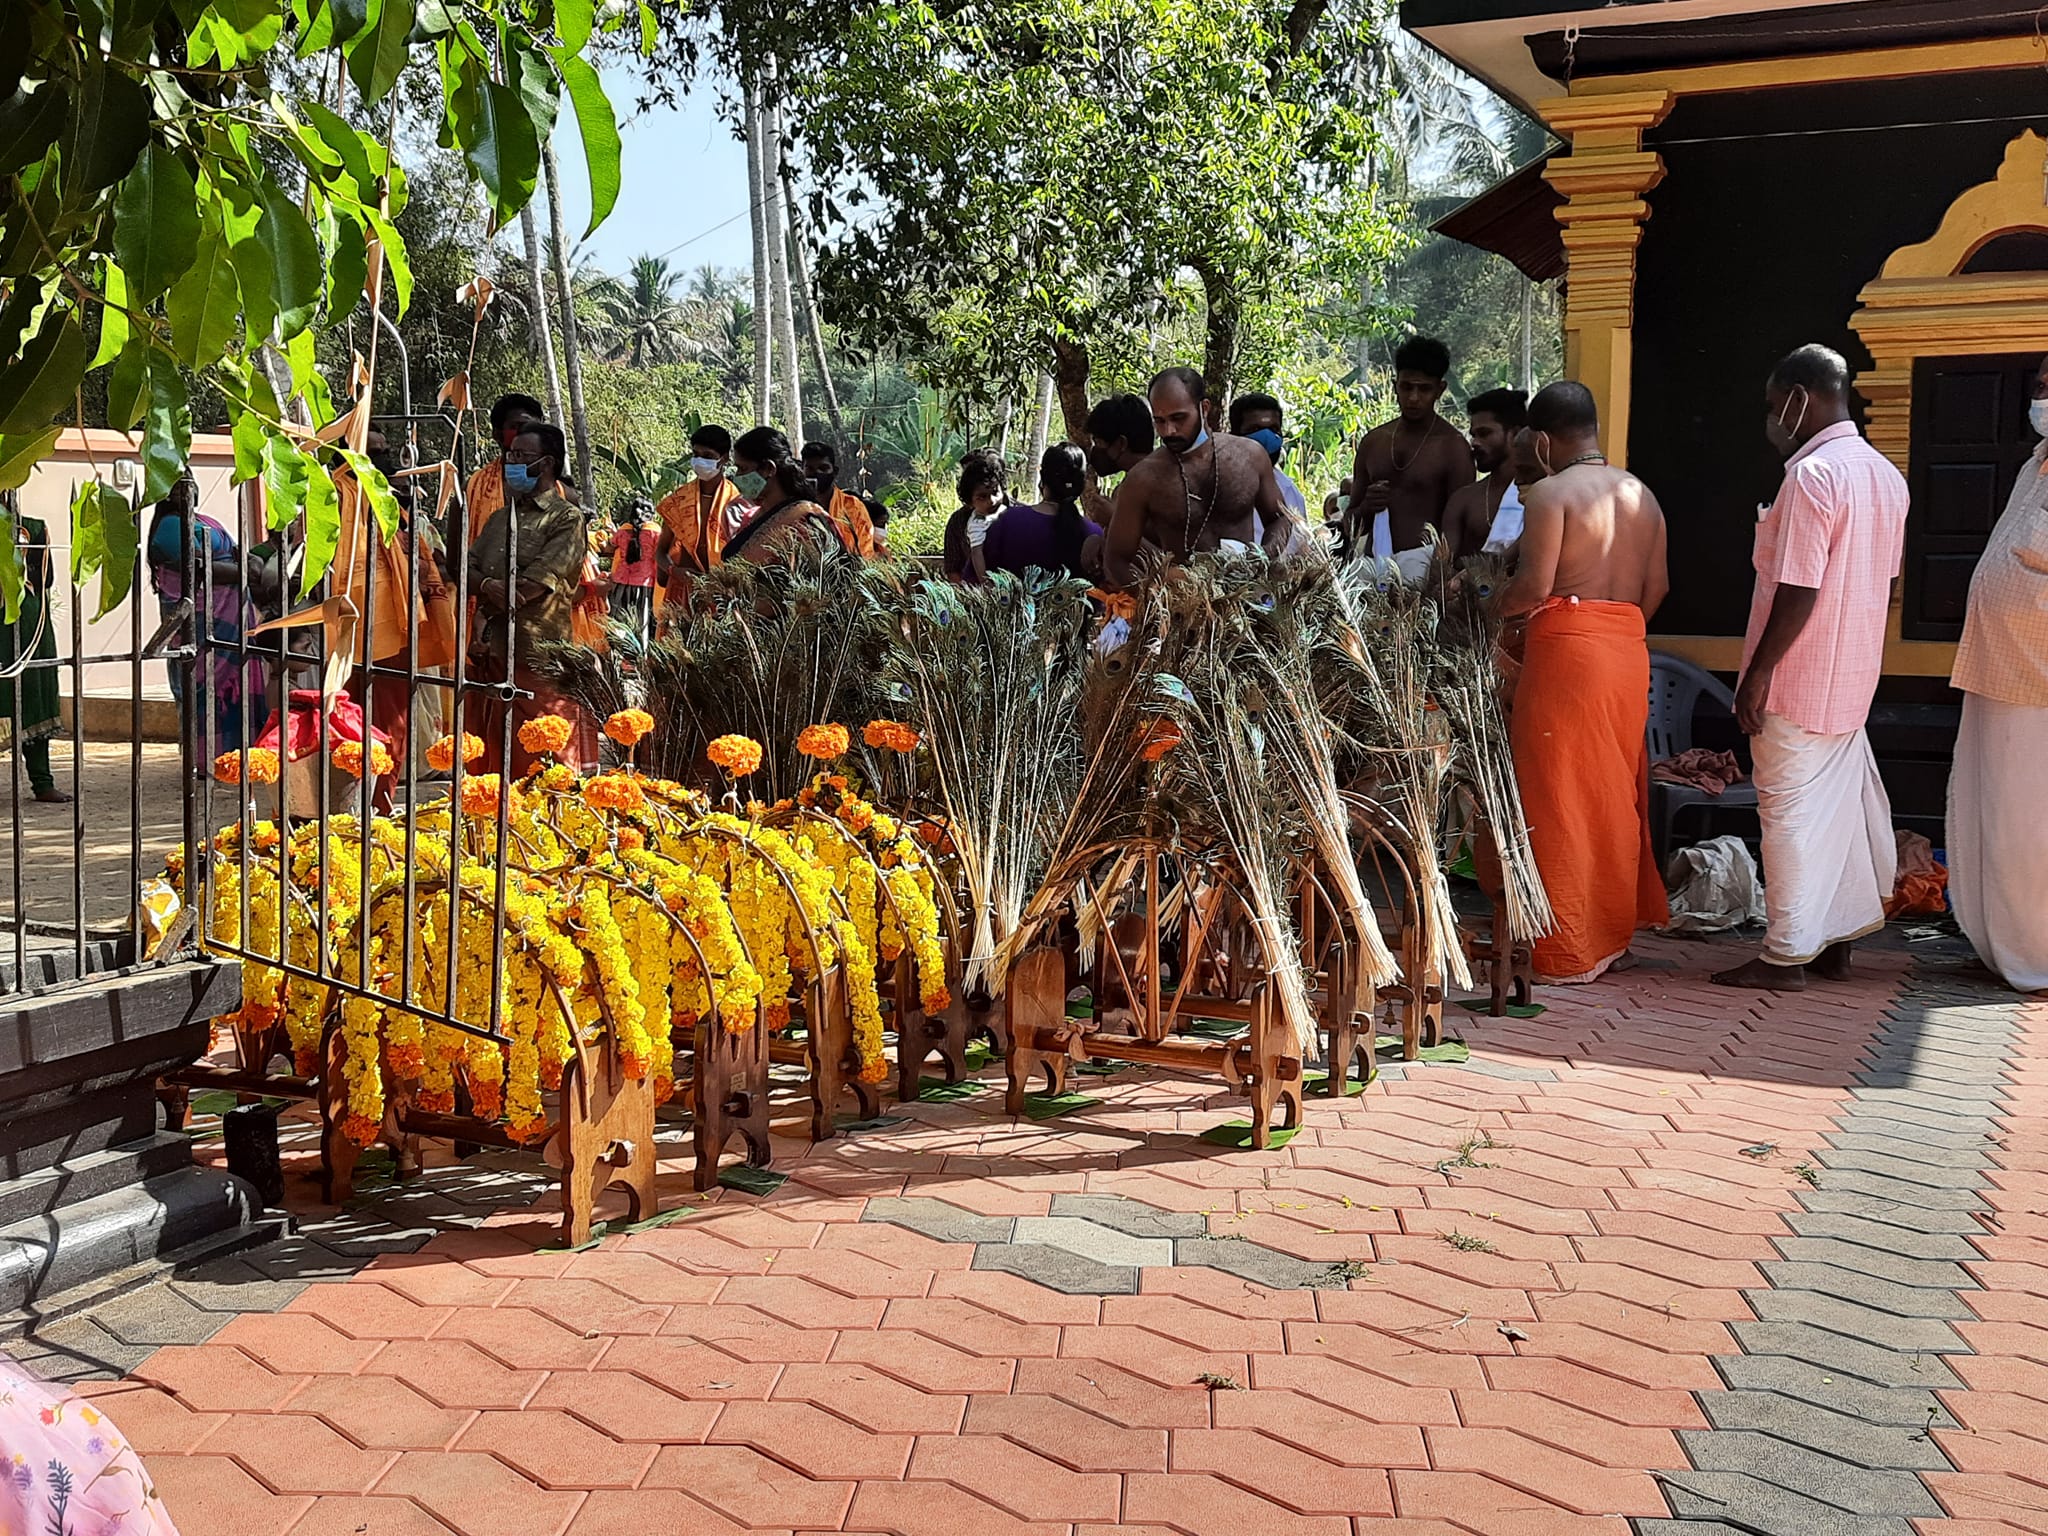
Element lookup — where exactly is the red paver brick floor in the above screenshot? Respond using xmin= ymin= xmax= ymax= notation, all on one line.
xmin=57 ymin=934 xmax=2048 ymax=1534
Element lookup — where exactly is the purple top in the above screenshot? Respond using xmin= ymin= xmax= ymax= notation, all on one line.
xmin=983 ymin=503 xmax=1100 ymax=579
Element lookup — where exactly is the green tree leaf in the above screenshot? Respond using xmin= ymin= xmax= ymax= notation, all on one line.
xmin=513 ymin=36 xmax=559 ymax=144
xmin=221 ymin=187 xmax=278 ymax=346
xmin=141 ymin=348 xmax=191 ymax=505
xmin=346 ymin=0 xmax=416 ymax=108
xmin=0 ymin=511 xmax=22 ymax=626
xmin=323 ymin=201 xmax=369 ymax=322
xmin=94 ymin=480 xmax=138 ymax=620
xmin=106 ymin=335 xmax=147 ymax=430
xmin=89 ymin=258 xmax=131 ymax=369
xmin=261 ymin=429 xmax=311 ymax=534
xmin=253 ymin=176 xmax=323 ymax=337
xmin=338 ymin=447 xmax=401 ymax=541
xmin=0 ymin=426 xmax=61 ymax=492
xmin=303 ymin=98 xmax=381 ymax=195
xmin=69 ymin=479 xmax=105 ymax=588
xmin=367 ymin=209 xmax=411 ymax=315
xmin=451 ymin=71 xmax=540 ymax=228
xmin=0 ymin=87 xmax=66 ymax=179
xmin=300 ymin=454 xmax=340 ymax=594
xmin=0 ymin=306 xmax=84 ymax=435
xmin=555 ymin=0 xmax=592 ymax=53
xmin=556 ymin=53 xmax=620 ymax=237
xmin=113 ymin=144 xmax=201 ymax=303
xmin=230 ymin=404 xmax=267 ymax=484
xmin=0 ymin=272 xmax=56 ymax=361
xmin=57 ymin=56 xmax=152 ymax=202
xmin=166 ymin=213 xmax=240 ymax=369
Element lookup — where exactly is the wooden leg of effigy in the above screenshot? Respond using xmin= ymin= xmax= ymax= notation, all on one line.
xmin=803 ymin=967 xmax=880 ymax=1141
xmin=894 ymin=953 xmax=971 ymax=1103
xmin=1318 ymin=943 xmax=1372 ymax=1095
xmin=1398 ymin=903 xmax=1445 ymax=1056
xmin=1004 ymin=945 xmax=1072 ymax=1116
xmin=558 ymin=1033 xmax=659 ymax=1248
xmin=1235 ymin=982 xmax=1303 ymax=1148
xmin=317 ymin=1025 xmax=358 ymax=1206
xmin=688 ymin=1012 xmax=771 ymax=1192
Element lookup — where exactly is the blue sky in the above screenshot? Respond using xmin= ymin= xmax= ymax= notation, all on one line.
xmin=545 ymin=66 xmax=755 ymax=278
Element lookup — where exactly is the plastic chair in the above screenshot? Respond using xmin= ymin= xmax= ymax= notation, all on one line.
xmin=1647 ymin=652 xmax=1759 ymax=866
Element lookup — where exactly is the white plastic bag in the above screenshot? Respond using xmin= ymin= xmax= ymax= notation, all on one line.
xmin=1662 ymin=834 xmax=1766 ymax=934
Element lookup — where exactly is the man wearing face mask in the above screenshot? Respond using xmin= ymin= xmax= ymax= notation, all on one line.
xmin=1714 ymin=345 xmax=1908 ymax=992
xmin=1948 ymin=355 xmax=2048 ymax=994
xmin=465 ymin=393 xmax=545 ymax=548
xmin=1499 ymin=381 xmax=1670 ymax=983
xmin=655 ymin=424 xmax=745 ymax=613
xmin=467 ymin=422 xmax=597 ymax=776
xmin=1100 ymin=367 xmax=1295 ymax=591
xmin=801 ymin=440 xmax=879 ymax=559
xmin=1228 ymin=392 xmax=1309 ymax=528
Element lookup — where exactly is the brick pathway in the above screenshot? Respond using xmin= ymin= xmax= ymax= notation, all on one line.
xmin=16 ymin=931 xmax=2048 ymax=1535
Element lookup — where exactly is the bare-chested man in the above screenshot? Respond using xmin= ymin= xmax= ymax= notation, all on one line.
xmin=1498 ymin=380 xmax=1670 ymax=984
xmin=1442 ymin=387 xmax=1528 ymax=561
xmin=1348 ymin=336 xmax=1474 ymax=582
xmin=1101 ymin=367 xmax=1295 ymax=591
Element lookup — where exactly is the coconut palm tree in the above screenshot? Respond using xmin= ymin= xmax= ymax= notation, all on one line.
xmin=602 ymin=254 xmax=692 ymax=368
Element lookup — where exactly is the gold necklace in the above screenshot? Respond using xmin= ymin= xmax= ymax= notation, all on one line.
xmin=1390 ymin=417 xmax=1440 ymax=477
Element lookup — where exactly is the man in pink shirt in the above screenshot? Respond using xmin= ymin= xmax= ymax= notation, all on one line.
xmin=1716 ymin=345 xmax=1908 ymax=991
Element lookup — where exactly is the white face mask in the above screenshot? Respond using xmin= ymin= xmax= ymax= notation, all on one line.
xmin=2030 ymin=398 xmax=2048 ymax=438
xmin=691 ymin=456 xmax=722 ymax=481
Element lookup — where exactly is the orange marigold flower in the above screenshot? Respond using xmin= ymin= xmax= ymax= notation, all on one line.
xmin=1132 ymin=717 xmax=1184 ymax=762
xmin=617 ymin=827 xmax=646 ymax=850
xmin=212 ymin=748 xmax=282 ymax=785
xmin=332 ymin=739 xmax=397 ymax=780
xmin=517 ymin=714 xmax=575 ymax=756
xmin=460 ymin=774 xmax=503 ymax=817
xmin=426 ymin=733 xmax=484 ymax=772
xmin=582 ymin=773 xmax=647 ymax=813
xmin=706 ymin=733 xmax=764 ymax=777
xmin=840 ymin=798 xmax=875 ymax=833
xmin=795 ymin=721 xmax=850 ymax=760
xmin=863 ymin=718 xmax=921 ymax=753
xmin=916 ymin=818 xmax=947 ymax=846
xmin=604 ymin=708 xmax=655 ymax=747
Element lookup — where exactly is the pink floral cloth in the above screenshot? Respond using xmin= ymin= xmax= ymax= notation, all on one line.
xmin=0 ymin=1359 xmax=181 ymax=1535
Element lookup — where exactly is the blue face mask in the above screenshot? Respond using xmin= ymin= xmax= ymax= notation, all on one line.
xmin=502 ymin=461 xmax=539 ymax=497
xmin=1246 ymin=428 xmax=1284 ymax=462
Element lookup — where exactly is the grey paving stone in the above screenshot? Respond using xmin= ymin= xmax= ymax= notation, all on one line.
xmin=1742 ymin=1290 xmax=1967 ymax=1352
xmin=17 ymin=1316 xmax=155 ymax=1380
xmin=1767 ymin=1239 xmax=1977 ymax=1290
xmin=1756 ymin=1263 xmax=1977 ymax=1319
xmin=1658 ymin=1470 xmax=1920 ymax=1535
xmin=169 ymin=1254 xmax=309 ymax=1313
xmin=1714 ymin=1346 xmax=1958 ymax=1429
xmin=1797 ymin=1184 xmax=1985 ymax=1223
xmin=1813 ymin=1149 xmax=1989 ymax=1188
xmin=1675 ymin=1433 xmax=1943 ymax=1517
xmin=863 ymin=1197 xmax=1015 ymax=1246
xmin=970 ymin=1241 xmax=1138 ymax=1295
xmin=1047 ymin=1195 xmax=1208 ymax=1240
xmin=1810 ymin=1179 xmax=1982 ymax=1212
xmin=1012 ymin=1217 xmax=1175 ymax=1268
xmin=89 ymin=1283 xmax=235 ymax=1347
xmin=1821 ymin=1132 xmax=1991 ymax=1164
xmin=1439 ymin=1057 xmax=1558 ymax=1082
xmin=1697 ymin=1390 xmax=1951 ymax=1470
xmin=1836 ymin=1097 xmax=2001 ymax=1131
xmin=1782 ymin=1210 xmax=1983 ymax=1256
xmin=238 ymin=1237 xmax=378 ymax=1284
xmin=1633 ymin=1523 xmax=1756 ymax=1535
xmin=1859 ymin=1043 xmax=2012 ymax=1073
xmin=1848 ymin=1086 xmax=2010 ymax=1115
xmin=1175 ymin=1236 xmax=1335 ymax=1290
xmin=1728 ymin=1322 xmax=1962 ymax=1390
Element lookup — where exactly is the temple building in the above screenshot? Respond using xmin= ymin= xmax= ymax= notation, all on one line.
xmin=1410 ymin=0 xmax=2048 ymax=832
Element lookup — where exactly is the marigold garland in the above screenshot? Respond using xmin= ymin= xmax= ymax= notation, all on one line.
xmin=460 ymin=774 xmax=503 ymax=818
xmin=427 ymin=733 xmax=485 ymax=772
xmin=517 ymin=714 xmax=575 ymax=756
xmin=706 ymin=734 xmax=764 ymax=777
xmin=605 ymin=709 xmax=655 ymax=747
xmin=333 ymin=739 xmax=396 ymax=780
xmin=212 ymin=748 xmax=281 ymax=785
xmin=583 ymin=773 xmax=647 ymax=813
xmin=795 ymin=722 xmax=850 ymax=760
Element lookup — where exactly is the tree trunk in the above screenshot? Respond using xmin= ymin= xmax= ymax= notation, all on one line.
xmin=788 ymin=216 xmax=845 ymax=441
xmin=1198 ymin=266 xmax=1240 ymax=408
xmin=992 ymin=394 xmax=1013 ymax=459
xmin=541 ymin=140 xmax=593 ymax=499
xmin=1051 ymin=336 xmax=1091 ymax=444
xmin=1023 ymin=373 xmax=1055 ymax=481
xmin=744 ymin=84 xmax=773 ymax=428
xmin=765 ymin=97 xmax=804 ymax=441
xmin=519 ymin=206 xmax=565 ymax=427
xmin=1519 ymin=274 xmax=1534 ymax=393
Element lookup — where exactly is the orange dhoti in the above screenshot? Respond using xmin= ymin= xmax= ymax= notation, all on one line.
xmin=1511 ymin=597 xmax=1668 ymax=982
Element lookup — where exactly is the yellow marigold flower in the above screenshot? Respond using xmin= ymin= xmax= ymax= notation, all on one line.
xmin=863 ymin=718 xmax=920 ymax=753
xmin=604 ymin=708 xmax=655 ymax=747
xmin=460 ymin=774 xmax=503 ymax=818
xmin=706 ymin=733 xmax=763 ymax=777
xmin=426 ymin=733 xmax=484 ymax=772
xmin=583 ymin=773 xmax=646 ymax=813
xmin=517 ymin=714 xmax=575 ymax=756
xmin=795 ymin=722 xmax=850 ymax=760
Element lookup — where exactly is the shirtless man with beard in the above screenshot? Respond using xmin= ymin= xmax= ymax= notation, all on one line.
xmin=1101 ymin=367 xmax=1297 ymax=590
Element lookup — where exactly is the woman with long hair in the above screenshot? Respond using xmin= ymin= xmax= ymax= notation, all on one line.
xmin=718 ymin=427 xmax=841 ymax=566
xmin=984 ymin=442 xmax=1100 ymax=579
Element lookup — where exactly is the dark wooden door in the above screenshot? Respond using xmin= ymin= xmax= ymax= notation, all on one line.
xmin=1903 ymin=352 xmax=2040 ymax=641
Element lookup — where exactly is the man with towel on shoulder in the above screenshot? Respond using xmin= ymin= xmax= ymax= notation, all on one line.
xmin=1501 ymin=380 xmax=1671 ymax=983
xmin=1714 ymin=345 xmax=1908 ymax=991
